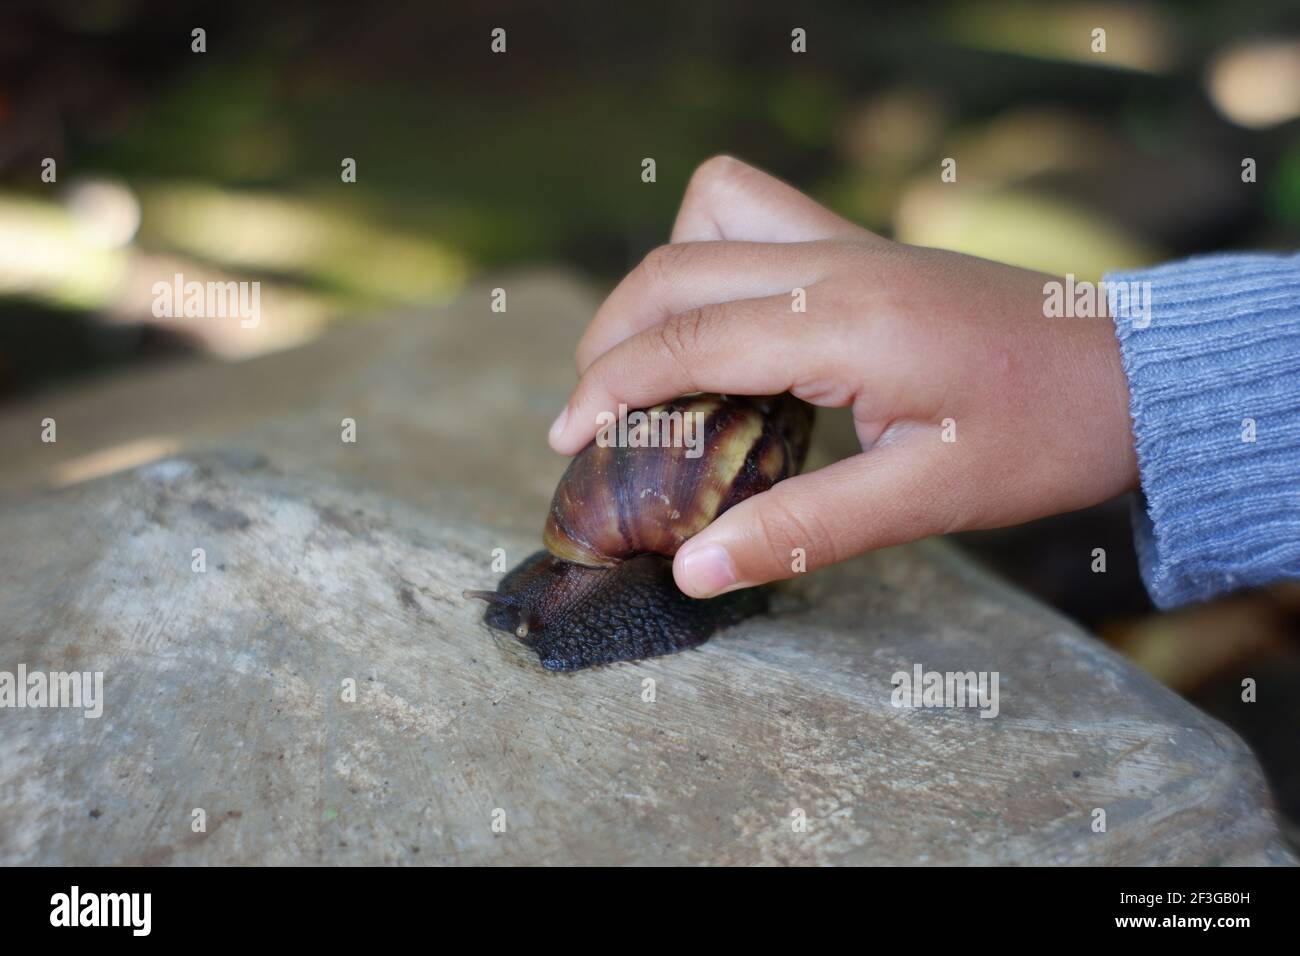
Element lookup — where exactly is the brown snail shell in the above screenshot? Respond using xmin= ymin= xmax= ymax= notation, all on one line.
xmin=467 ymin=393 xmax=814 ymax=671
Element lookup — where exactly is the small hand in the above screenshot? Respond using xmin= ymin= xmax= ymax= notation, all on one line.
xmin=549 ymin=156 xmax=1138 ymax=598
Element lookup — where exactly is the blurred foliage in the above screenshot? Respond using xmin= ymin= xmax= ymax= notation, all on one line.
xmin=3 ymin=0 xmax=1298 ymax=300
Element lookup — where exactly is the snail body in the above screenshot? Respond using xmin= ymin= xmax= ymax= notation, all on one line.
xmin=467 ymin=393 xmax=814 ymax=671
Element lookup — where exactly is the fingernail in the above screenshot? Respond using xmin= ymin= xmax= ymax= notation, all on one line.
xmin=548 ymin=407 xmax=569 ymax=446
xmin=678 ymin=543 xmax=737 ymax=598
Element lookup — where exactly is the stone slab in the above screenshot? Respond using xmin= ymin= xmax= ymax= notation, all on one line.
xmin=0 ymin=271 xmax=1292 ymax=865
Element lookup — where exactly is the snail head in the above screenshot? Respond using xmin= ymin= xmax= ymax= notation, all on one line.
xmin=463 ymin=551 xmax=610 ymax=647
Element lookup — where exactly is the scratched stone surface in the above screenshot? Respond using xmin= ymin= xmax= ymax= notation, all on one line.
xmin=0 ymin=270 xmax=1293 ymax=865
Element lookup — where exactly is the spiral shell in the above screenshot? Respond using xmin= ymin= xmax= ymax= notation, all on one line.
xmin=541 ymin=393 xmax=814 ymax=568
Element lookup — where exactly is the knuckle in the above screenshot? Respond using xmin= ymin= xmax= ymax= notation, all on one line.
xmin=934 ymin=456 xmax=978 ymax=534
xmin=753 ymin=495 xmax=838 ymax=572
xmin=929 ymin=490 xmax=967 ymax=539
xmin=687 ymin=301 xmax=728 ymax=348
xmin=639 ymin=243 xmax=688 ymax=290
xmin=688 ymin=154 xmax=743 ymax=197
xmin=571 ymin=369 xmax=608 ymax=421
xmin=655 ymin=308 xmax=709 ymax=373
xmin=574 ymin=333 xmax=597 ymax=371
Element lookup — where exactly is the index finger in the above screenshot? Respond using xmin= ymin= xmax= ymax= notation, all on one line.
xmin=550 ymin=293 xmax=846 ymax=455
xmin=575 ymin=239 xmax=836 ymax=372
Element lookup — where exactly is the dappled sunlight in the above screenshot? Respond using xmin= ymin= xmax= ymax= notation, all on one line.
xmin=947 ymin=1 xmax=1176 ymax=73
xmin=0 ymin=194 xmax=127 ymax=308
xmin=50 ymin=435 xmax=182 ymax=488
xmin=1207 ymin=39 xmax=1300 ymax=129
xmin=0 ymin=178 xmax=470 ymax=365
xmin=938 ymin=109 xmax=1116 ymax=186
xmin=109 ymin=252 xmax=332 ymax=359
xmin=895 ymin=182 xmax=1157 ymax=279
xmin=141 ymin=183 xmax=468 ymax=305
xmin=65 ymin=178 xmax=141 ymax=249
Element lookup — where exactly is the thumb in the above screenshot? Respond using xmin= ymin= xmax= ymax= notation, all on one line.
xmin=672 ymin=432 xmax=960 ymax=597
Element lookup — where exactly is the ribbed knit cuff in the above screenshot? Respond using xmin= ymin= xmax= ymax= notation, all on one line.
xmin=1105 ymin=253 xmax=1300 ymax=609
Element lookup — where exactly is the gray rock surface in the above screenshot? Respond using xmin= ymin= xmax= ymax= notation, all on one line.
xmin=0 ymin=271 xmax=1293 ymax=865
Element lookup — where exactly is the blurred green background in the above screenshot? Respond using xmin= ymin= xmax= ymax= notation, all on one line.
xmin=5 ymin=0 xmax=1300 ymax=379
xmin=2 ymin=0 xmax=1299 ymax=834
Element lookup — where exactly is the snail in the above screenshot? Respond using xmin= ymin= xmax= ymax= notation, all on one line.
xmin=466 ymin=393 xmax=814 ymax=671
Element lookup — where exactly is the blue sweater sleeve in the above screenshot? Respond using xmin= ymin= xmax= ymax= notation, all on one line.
xmin=1104 ymin=253 xmax=1300 ymax=609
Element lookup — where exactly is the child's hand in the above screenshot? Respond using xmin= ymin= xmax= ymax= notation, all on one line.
xmin=548 ymin=156 xmax=1138 ymax=598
